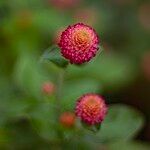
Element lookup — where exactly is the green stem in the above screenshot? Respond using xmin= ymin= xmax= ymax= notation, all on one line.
xmin=56 ymin=69 xmax=65 ymax=118
xmin=55 ymin=69 xmax=65 ymax=141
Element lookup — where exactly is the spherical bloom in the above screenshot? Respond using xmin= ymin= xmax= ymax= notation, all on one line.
xmin=60 ymin=112 xmax=76 ymax=128
xmin=42 ymin=82 xmax=55 ymax=95
xmin=58 ymin=23 xmax=99 ymax=64
xmin=75 ymin=93 xmax=107 ymax=125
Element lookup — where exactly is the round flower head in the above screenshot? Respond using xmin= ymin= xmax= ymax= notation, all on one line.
xmin=75 ymin=93 xmax=107 ymax=125
xmin=60 ymin=112 xmax=76 ymax=128
xmin=58 ymin=23 xmax=99 ymax=64
xmin=42 ymin=82 xmax=55 ymax=95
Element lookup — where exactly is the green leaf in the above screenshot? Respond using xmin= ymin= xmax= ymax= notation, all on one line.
xmin=81 ymin=122 xmax=101 ymax=133
xmin=67 ymin=52 xmax=137 ymax=92
xmin=41 ymin=45 xmax=69 ymax=68
xmin=0 ymin=128 xmax=10 ymax=144
xmin=13 ymin=52 xmax=49 ymax=98
xmin=97 ymin=104 xmax=144 ymax=142
xmin=95 ymin=123 xmax=101 ymax=131
xmin=29 ymin=102 xmax=57 ymax=141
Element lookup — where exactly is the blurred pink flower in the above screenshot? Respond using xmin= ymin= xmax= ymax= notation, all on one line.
xmin=60 ymin=112 xmax=76 ymax=128
xmin=58 ymin=23 xmax=100 ymax=64
xmin=75 ymin=93 xmax=108 ymax=125
xmin=42 ymin=82 xmax=55 ymax=95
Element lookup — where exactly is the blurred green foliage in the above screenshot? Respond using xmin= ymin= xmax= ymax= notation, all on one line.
xmin=0 ymin=0 xmax=150 ymax=149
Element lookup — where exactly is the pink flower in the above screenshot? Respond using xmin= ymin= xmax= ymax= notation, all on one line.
xmin=75 ymin=93 xmax=107 ymax=125
xmin=60 ymin=112 xmax=76 ymax=128
xmin=58 ymin=23 xmax=99 ymax=64
xmin=42 ymin=82 xmax=55 ymax=95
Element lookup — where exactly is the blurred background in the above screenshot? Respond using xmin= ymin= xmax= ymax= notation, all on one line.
xmin=0 ymin=0 xmax=150 ymax=149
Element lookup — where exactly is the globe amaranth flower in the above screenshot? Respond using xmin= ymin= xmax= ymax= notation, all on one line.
xmin=60 ymin=112 xmax=76 ymax=128
xmin=58 ymin=23 xmax=99 ymax=64
xmin=75 ymin=93 xmax=107 ymax=125
xmin=42 ymin=82 xmax=55 ymax=95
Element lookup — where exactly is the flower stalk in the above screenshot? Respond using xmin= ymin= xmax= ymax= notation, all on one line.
xmin=56 ymin=69 xmax=65 ymax=118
